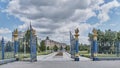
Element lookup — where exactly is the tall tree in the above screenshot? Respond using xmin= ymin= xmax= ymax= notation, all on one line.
xmin=25 ymin=29 xmax=30 ymax=53
xmin=117 ymin=31 xmax=120 ymax=41
xmin=40 ymin=40 xmax=46 ymax=51
xmin=47 ymin=46 xmax=50 ymax=50
xmin=65 ymin=45 xmax=70 ymax=51
xmin=88 ymin=29 xmax=118 ymax=54
xmin=53 ymin=45 xmax=58 ymax=51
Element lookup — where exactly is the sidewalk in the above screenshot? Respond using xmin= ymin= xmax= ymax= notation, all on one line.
xmin=0 ymin=58 xmax=16 ymax=65
xmin=37 ymin=52 xmax=91 ymax=61
xmin=64 ymin=52 xmax=91 ymax=61
xmin=79 ymin=56 xmax=91 ymax=61
xmin=37 ymin=52 xmax=57 ymax=61
xmin=37 ymin=52 xmax=73 ymax=61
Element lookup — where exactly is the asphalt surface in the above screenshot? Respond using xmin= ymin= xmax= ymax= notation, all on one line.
xmin=1 ymin=61 xmax=120 ymax=68
xmin=1 ymin=52 xmax=120 ymax=68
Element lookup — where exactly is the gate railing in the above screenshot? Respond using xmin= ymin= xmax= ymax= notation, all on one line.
xmin=0 ymin=37 xmax=16 ymax=64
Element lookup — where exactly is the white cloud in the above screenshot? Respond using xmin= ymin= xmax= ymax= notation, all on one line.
xmin=0 ymin=28 xmax=12 ymax=41
xmin=110 ymin=23 xmax=117 ymax=26
xmin=3 ymin=0 xmax=120 ymax=44
xmin=98 ymin=0 xmax=120 ymax=22
xmin=69 ymin=8 xmax=96 ymax=22
xmin=0 ymin=36 xmax=11 ymax=41
xmin=80 ymin=36 xmax=90 ymax=44
xmin=0 ymin=0 xmax=10 ymax=3
xmin=0 ymin=28 xmax=11 ymax=34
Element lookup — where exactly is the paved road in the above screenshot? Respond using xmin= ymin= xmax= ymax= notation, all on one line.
xmin=1 ymin=60 xmax=120 ymax=68
xmin=1 ymin=52 xmax=120 ymax=68
xmin=37 ymin=52 xmax=90 ymax=61
xmin=37 ymin=52 xmax=74 ymax=61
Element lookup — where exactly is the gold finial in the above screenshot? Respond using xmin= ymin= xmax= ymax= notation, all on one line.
xmin=14 ymin=29 xmax=18 ymax=34
xmin=92 ymin=28 xmax=97 ymax=40
xmin=92 ymin=28 xmax=97 ymax=35
xmin=13 ymin=29 xmax=18 ymax=41
xmin=32 ymin=29 xmax=36 ymax=36
xmin=75 ymin=28 xmax=79 ymax=34
xmin=74 ymin=28 xmax=79 ymax=39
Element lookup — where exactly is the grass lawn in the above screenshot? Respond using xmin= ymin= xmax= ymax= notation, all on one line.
xmin=79 ymin=51 xmax=120 ymax=58
xmin=79 ymin=51 xmax=89 ymax=54
xmin=0 ymin=51 xmax=52 ymax=60
xmin=18 ymin=53 xmax=30 ymax=60
xmin=18 ymin=51 xmax=52 ymax=60
xmin=79 ymin=51 xmax=90 ymax=58
xmin=97 ymin=54 xmax=118 ymax=58
xmin=0 ymin=52 xmax=14 ymax=60
xmin=37 ymin=51 xmax=51 ymax=56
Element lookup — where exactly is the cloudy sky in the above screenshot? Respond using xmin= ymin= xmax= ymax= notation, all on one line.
xmin=0 ymin=0 xmax=120 ymax=44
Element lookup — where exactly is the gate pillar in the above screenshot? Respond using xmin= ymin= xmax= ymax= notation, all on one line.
xmin=30 ymin=23 xmax=37 ymax=62
xmin=92 ymin=28 xmax=98 ymax=61
xmin=74 ymin=28 xmax=79 ymax=61
xmin=13 ymin=29 xmax=19 ymax=60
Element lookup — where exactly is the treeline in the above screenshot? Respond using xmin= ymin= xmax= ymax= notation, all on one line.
xmin=88 ymin=29 xmax=120 ymax=54
xmin=79 ymin=44 xmax=90 ymax=53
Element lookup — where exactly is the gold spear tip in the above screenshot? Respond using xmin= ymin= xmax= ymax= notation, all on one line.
xmin=14 ymin=29 xmax=18 ymax=35
xmin=75 ymin=28 xmax=79 ymax=34
xmin=92 ymin=28 xmax=97 ymax=35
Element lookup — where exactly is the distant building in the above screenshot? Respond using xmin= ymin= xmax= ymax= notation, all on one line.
xmin=44 ymin=36 xmax=67 ymax=49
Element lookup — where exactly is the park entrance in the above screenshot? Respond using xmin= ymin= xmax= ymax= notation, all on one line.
xmin=1 ymin=26 xmax=120 ymax=64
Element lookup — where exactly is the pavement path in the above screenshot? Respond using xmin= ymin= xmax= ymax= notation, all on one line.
xmin=37 ymin=52 xmax=73 ymax=61
xmin=37 ymin=52 xmax=90 ymax=61
xmin=79 ymin=56 xmax=91 ymax=61
xmin=37 ymin=52 xmax=58 ymax=61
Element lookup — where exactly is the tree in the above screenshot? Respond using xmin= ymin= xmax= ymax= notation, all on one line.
xmin=104 ymin=29 xmax=116 ymax=54
xmin=88 ymin=29 xmax=118 ymax=54
xmin=60 ymin=45 xmax=63 ymax=50
xmin=97 ymin=29 xmax=105 ymax=53
xmin=47 ymin=46 xmax=50 ymax=50
xmin=79 ymin=44 xmax=90 ymax=52
xmin=25 ymin=29 xmax=30 ymax=53
xmin=88 ymin=33 xmax=93 ymax=42
xmin=53 ymin=45 xmax=58 ymax=51
xmin=65 ymin=45 xmax=70 ymax=51
xmin=36 ymin=38 xmax=41 ymax=53
xmin=117 ymin=31 xmax=120 ymax=41
xmin=40 ymin=40 xmax=46 ymax=51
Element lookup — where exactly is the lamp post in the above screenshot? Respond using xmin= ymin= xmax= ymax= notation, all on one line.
xmin=74 ymin=28 xmax=80 ymax=61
